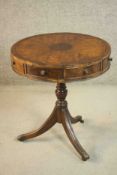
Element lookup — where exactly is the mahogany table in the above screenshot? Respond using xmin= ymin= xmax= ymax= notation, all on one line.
xmin=11 ymin=33 xmax=111 ymax=161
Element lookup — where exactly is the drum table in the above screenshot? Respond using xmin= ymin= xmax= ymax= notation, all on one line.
xmin=11 ymin=33 xmax=111 ymax=161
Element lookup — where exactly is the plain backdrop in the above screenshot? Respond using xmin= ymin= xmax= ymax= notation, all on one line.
xmin=0 ymin=1 xmax=117 ymax=175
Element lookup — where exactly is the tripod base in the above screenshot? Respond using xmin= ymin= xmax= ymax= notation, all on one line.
xmin=18 ymin=83 xmax=89 ymax=161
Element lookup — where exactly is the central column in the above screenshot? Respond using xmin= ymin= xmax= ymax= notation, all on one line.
xmin=55 ymin=83 xmax=68 ymax=123
xmin=55 ymin=83 xmax=67 ymax=101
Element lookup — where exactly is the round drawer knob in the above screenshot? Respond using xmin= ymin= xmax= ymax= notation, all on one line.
xmin=40 ymin=70 xmax=46 ymax=76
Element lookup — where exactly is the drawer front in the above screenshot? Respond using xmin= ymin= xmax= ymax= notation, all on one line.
xmin=26 ymin=65 xmax=64 ymax=81
xmin=11 ymin=56 xmax=110 ymax=81
xmin=65 ymin=58 xmax=109 ymax=80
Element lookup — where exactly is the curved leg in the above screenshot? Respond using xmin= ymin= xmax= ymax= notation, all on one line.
xmin=18 ymin=107 xmax=57 ymax=141
xmin=66 ymin=108 xmax=84 ymax=124
xmin=17 ymin=82 xmax=89 ymax=161
xmin=70 ymin=115 xmax=84 ymax=124
xmin=61 ymin=111 xmax=89 ymax=161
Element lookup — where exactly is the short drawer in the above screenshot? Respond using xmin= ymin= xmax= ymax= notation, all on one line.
xmin=26 ymin=65 xmax=64 ymax=80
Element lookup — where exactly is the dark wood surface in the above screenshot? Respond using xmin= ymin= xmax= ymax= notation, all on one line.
xmin=11 ymin=33 xmax=111 ymax=82
xmin=18 ymin=82 xmax=89 ymax=161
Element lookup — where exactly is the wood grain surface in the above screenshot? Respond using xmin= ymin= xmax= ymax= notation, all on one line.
xmin=11 ymin=33 xmax=111 ymax=82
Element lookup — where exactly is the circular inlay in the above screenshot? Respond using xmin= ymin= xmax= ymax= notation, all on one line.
xmin=49 ymin=42 xmax=72 ymax=51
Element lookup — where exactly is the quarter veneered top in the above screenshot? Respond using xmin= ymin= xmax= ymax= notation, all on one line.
xmin=11 ymin=33 xmax=111 ymax=68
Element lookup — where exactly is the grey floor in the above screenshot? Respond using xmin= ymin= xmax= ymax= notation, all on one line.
xmin=0 ymin=83 xmax=117 ymax=175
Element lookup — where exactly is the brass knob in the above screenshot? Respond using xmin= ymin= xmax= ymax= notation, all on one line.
xmin=40 ymin=70 xmax=46 ymax=76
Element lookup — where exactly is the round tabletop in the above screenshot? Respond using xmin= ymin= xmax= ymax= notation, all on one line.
xmin=11 ymin=33 xmax=111 ymax=82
